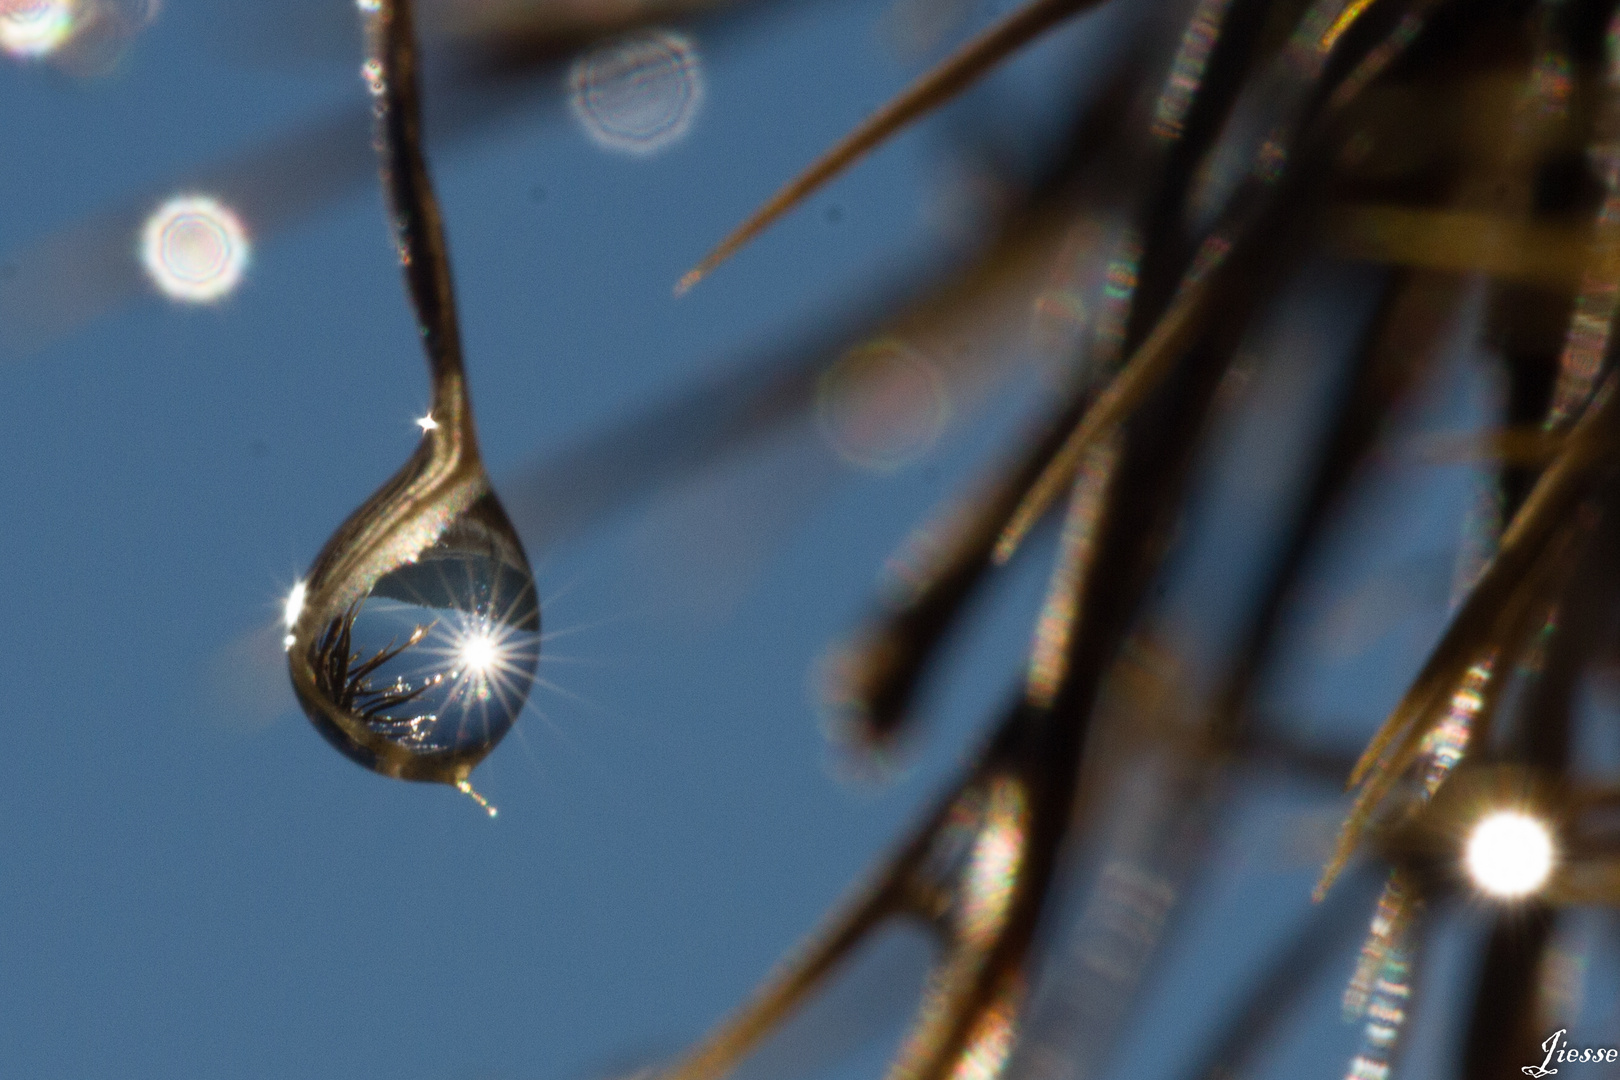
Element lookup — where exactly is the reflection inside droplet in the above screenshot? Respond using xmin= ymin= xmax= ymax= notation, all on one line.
xmin=140 ymin=195 xmax=249 ymax=303
xmin=302 ymin=503 xmax=540 ymax=776
xmin=0 ymin=0 xmax=77 ymax=57
xmin=817 ymin=339 xmax=950 ymax=472
xmin=568 ymin=30 xmax=705 ymax=156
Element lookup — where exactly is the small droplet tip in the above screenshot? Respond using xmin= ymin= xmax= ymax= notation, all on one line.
xmin=456 ymin=779 xmax=498 ymax=819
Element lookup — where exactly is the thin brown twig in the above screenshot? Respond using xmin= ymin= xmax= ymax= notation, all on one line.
xmin=673 ymin=0 xmax=1102 ymax=294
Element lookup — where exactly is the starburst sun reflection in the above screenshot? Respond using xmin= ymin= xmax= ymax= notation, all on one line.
xmin=1464 ymin=810 xmax=1556 ymax=900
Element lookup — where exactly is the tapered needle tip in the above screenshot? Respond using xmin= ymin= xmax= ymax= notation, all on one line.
xmin=674 ymin=267 xmax=704 ymax=296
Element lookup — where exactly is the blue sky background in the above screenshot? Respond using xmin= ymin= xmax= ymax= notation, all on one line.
xmin=1 ymin=1 xmax=1605 ymax=1078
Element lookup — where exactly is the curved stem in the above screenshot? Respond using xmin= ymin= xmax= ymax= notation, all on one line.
xmin=370 ymin=0 xmax=473 ymax=431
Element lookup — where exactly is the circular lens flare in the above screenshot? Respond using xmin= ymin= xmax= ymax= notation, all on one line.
xmin=140 ymin=195 xmax=250 ymax=303
xmin=0 ymin=0 xmax=78 ymax=58
xmin=816 ymin=339 xmax=950 ymax=472
xmin=1464 ymin=810 xmax=1554 ymax=899
xmin=568 ymin=30 xmax=704 ymax=156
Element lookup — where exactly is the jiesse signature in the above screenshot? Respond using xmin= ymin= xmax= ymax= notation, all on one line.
xmin=1525 ymin=1030 xmax=1620 ymax=1077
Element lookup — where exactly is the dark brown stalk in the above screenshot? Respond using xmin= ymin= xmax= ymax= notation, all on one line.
xmin=825 ymin=394 xmax=1090 ymax=756
xmin=827 ymin=0 xmax=1320 ymax=756
xmin=996 ymin=0 xmax=1451 ymax=561
xmin=372 ymin=0 xmax=469 ymax=394
xmin=1318 ymin=0 xmax=1620 ymax=891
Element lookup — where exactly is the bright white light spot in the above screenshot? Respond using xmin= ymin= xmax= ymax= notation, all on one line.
xmin=284 ymin=580 xmax=306 ymax=630
xmin=283 ymin=633 xmax=296 ymax=651
xmin=1465 ymin=810 xmax=1554 ymax=899
xmin=140 ymin=195 xmax=249 ymax=303
xmin=356 ymin=0 xmax=379 ymax=10
xmin=458 ymin=631 xmax=498 ymax=675
xmin=0 ymin=0 xmax=78 ymax=58
xmin=416 ymin=414 xmax=438 ymax=431
xmin=568 ymin=30 xmax=704 ymax=156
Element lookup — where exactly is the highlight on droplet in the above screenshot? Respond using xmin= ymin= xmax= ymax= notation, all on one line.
xmin=139 ymin=195 xmax=250 ymax=303
xmin=283 ymin=579 xmax=306 ymax=650
xmin=0 ymin=0 xmax=79 ymax=57
xmin=816 ymin=338 xmax=951 ymax=472
xmin=1464 ymin=809 xmax=1555 ymax=899
xmin=567 ymin=30 xmax=704 ymax=156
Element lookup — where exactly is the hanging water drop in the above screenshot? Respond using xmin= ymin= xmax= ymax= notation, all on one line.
xmin=290 ymin=477 xmax=539 ymax=781
xmin=285 ymin=0 xmax=539 ymax=786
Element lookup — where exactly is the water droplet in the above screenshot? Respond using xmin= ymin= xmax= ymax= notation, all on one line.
xmin=567 ymin=30 xmax=704 ymax=156
xmin=286 ymin=396 xmax=540 ymax=784
xmin=289 ymin=0 xmax=539 ymax=786
xmin=361 ymin=57 xmax=385 ymax=96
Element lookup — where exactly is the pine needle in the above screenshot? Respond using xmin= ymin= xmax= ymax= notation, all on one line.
xmin=1315 ymin=375 xmax=1620 ymax=898
xmin=674 ymin=0 xmax=1101 ymax=294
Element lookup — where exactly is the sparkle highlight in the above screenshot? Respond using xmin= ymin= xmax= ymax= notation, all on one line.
xmin=456 ymin=779 xmax=498 ymax=818
xmin=1343 ymin=874 xmax=1419 ymax=1080
xmin=958 ymin=777 xmax=1029 ymax=946
xmin=1465 ymin=810 xmax=1554 ymax=899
